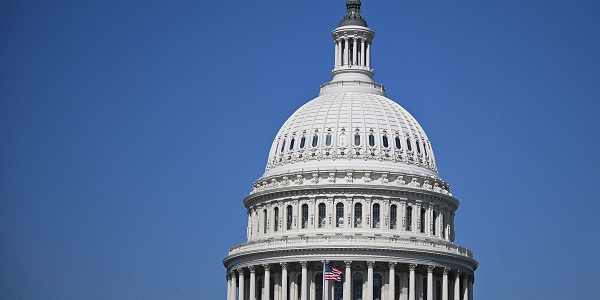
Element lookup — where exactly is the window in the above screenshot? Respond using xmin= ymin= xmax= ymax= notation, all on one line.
xmin=395 ymin=136 xmax=401 ymax=149
xmin=416 ymin=141 xmax=421 ymax=154
xmin=312 ymin=135 xmax=319 ymax=147
xmin=420 ymin=208 xmax=426 ymax=233
xmin=432 ymin=210 xmax=437 ymax=236
xmin=395 ymin=275 xmax=401 ymax=300
xmin=325 ymin=133 xmax=332 ymax=146
xmin=406 ymin=206 xmax=413 ymax=231
xmin=274 ymin=207 xmax=279 ymax=231
xmin=300 ymin=136 xmax=306 ymax=149
xmin=302 ymin=204 xmax=309 ymax=228
xmin=354 ymin=133 xmax=361 ymax=146
xmin=287 ymin=205 xmax=293 ymax=230
xmin=390 ymin=205 xmax=397 ymax=229
xmin=336 ymin=202 xmax=344 ymax=227
xmin=406 ymin=138 xmax=412 ymax=151
xmin=289 ymin=138 xmax=295 ymax=150
xmin=423 ymin=277 xmax=428 ymax=300
xmin=270 ymin=275 xmax=275 ymax=300
xmin=263 ymin=209 xmax=268 ymax=233
xmin=382 ymin=135 xmax=389 ymax=148
xmin=372 ymin=203 xmax=380 ymax=228
xmin=353 ymin=273 xmax=363 ymax=300
xmin=316 ymin=273 xmax=323 ymax=300
xmin=334 ymin=278 xmax=343 ymax=300
xmin=424 ymin=143 xmax=428 ymax=157
xmin=281 ymin=140 xmax=286 ymax=153
xmin=354 ymin=203 xmax=362 ymax=227
xmin=368 ymin=134 xmax=375 ymax=146
xmin=318 ymin=203 xmax=326 ymax=228
xmin=373 ymin=273 xmax=382 ymax=300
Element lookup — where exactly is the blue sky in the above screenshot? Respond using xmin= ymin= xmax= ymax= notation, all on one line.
xmin=1 ymin=0 xmax=599 ymax=299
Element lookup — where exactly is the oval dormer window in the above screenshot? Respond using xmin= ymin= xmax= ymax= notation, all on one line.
xmin=395 ymin=137 xmax=401 ymax=149
xmin=289 ymin=138 xmax=295 ymax=150
xmin=312 ymin=135 xmax=319 ymax=147
xmin=382 ymin=135 xmax=389 ymax=148
xmin=281 ymin=139 xmax=286 ymax=153
xmin=368 ymin=134 xmax=375 ymax=147
xmin=406 ymin=138 xmax=412 ymax=151
xmin=325 ymin=133 xmax=332 ymax=146
xmin=416 ymin=141 xmax=421 ymax=154
xmin=300 ymin=136 xmax=306 ymax=149
xmin=354 ymin=134 xmax=361 ymax=146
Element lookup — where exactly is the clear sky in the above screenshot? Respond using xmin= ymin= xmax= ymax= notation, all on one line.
xmin=1 ymin=0 xmax=599 ymax=299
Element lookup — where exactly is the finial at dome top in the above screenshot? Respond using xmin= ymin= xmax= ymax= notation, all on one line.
xmin=340 ymin=0 xmax=367 ymax=27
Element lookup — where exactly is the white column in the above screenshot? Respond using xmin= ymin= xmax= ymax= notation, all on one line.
xmin=468 ymin=279 xmax=473 ymax=300
xmin=360 ymin=38 xmax=365 ymax=66
xmin=409 ymin=264 xmax=416 ymax=300
xmin=352 ymin=38 xmax=357 ymax=65
xmin=231 ymin=271 xmax=238 ymax=300
xmin=343 ymin=38 xmax=349 ymax=66
xmin=453 ymin=271 xmax=461 ymax=300
xmin=462 ymin=276 xmax=468 ymax=300
xmin=239 ymin=269 xmax=246 ymax=300
xmin=281 ymin=263 xmax=288 ymax=300
xmin=250 ymin=266 xmax=256 ymax=300
xmin=264 ymin=264 xmax=271 ymax=300
xmin=388 ymin=262 xmax=397 ymax=300
xmin=427 ymin=266 xmax=434 ymax=300
xmin=367 ymin=261 xmax=374 ymax=300
xmin=366 ymin=42 xmax=371 ymax=68
xmin=344 ymin=261 xmax=352 ymax=300
xmin=227 ymin=273 xmax=232 ymax=300
xmin=301 ymin=262 xmax=308 ymax=300
xmin=442 ymin=268 xmax=449 ymax=300
xmin=335 ymin=40 xmax=339 ymax=66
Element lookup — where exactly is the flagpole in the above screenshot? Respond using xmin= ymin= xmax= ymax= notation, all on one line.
xmin=322 ymin=260 xmax=327 ymax=300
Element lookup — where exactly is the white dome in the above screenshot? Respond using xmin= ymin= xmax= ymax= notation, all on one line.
xmin=263 ymin=89 xmax=439 ymax=179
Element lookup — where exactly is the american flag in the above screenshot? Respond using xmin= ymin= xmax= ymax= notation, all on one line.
xmin=324 ymin=264 xmax=342 ymax=282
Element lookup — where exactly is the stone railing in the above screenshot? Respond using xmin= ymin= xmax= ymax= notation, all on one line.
xmin=228 ymin=234 xmax=474 ymax=259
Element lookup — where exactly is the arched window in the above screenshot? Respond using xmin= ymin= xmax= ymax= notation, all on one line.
xmin=274 ymin=207 xmax=279 ymax=232
xmin=406 ymin=206 xmax=413 ymax=231
xmin=406 ymin=138 xmax=412 ymax=151
xmin=373 ymin=273 xmax=382 ymax=300
xmin=420 ymin=208 xmax=426 ymax=233
xmin=334 ymin=277 xmax=344 ymax=300
xmin=336 ymin=202 xmax=344 ymax=227
xmin=382 ymin=135 xmax=389 ymax=148
xmin=325 ymin=133 xmax=332 ymax=146
xmin=390 ymin=204 xmax=397 ymax=229
xmin=354 ymin=133 xmax=361 ymax=146
xmin=354 ymin=203 xmax=362 ymax=227
xmin=281 ymin=140 xmax=286 ymax=153
xmin=300 ymin=136 xmax=306 ymax=149
xmin=287 ymin=205 xmax=293 ymax=230
xmin=416 ymin=141 xmax=421 ymax=154
xmin=263 ymin=209 xmax=268 ymax=234
xmin=312 ymin=134 xmax=319 ymax=147
xmin=395 ymin=136 xmax=402 ymax=149
xmin=318 ymin=203 xmax=326 ymax=228
xmin=289 ymin=138 xmax=295 ymax=150
xmin=301 ymin=204 xmax=308 ymax=229
xmin=315 ymin=273 xmax=323 ymax=300
xmin=441 ymin=215 xmax=446 ymax=239
xmin=372 ymin=203 xmax=380 ymax=228
xmin=352 ymin=273 xmax=363 ymax=300
xmin=368 ymin=134 xmax=375 ymax=146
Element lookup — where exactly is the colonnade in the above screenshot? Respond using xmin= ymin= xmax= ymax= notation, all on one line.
xmin=226 ymin=261 xmax=473 ymax=300
xmin=334 ymin=37 xmax=371 ymax=68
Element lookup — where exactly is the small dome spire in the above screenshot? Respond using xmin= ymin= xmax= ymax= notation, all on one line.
xmin=340 ymin=0 xmax=367 ymax=27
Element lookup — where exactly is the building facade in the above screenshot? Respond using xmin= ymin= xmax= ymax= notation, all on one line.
xmin=223 ymin=1 xmax=477 ymax=300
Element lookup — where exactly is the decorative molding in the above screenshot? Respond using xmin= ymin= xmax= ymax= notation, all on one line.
xmin=409 ymin=263 xmax=417 ymax=271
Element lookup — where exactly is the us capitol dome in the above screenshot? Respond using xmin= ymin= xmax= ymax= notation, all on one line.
xmin=224 ymin=1 xmax=478 ymax=300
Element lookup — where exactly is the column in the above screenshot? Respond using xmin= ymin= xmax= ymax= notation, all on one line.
xmin=366 ymin=42 xmax=371 ymax=68
xmin=360 ymin=38 xmax=365 ymax=66
xmin=367 ymin=261 xmax=374 ymax=300
xmin=281 ymin=263 xmax=288 ymax=300
xmin=343 ymin=38 xmax=349 ymax=66
xmin=335 ymin=40 xmax=339 ymax=66
xmin=454 ymin=271 xmax=461 ymax=300
xmin=442 ymin=268 xmax=449 ymax=300
xmin=388 ymin=262 xmax=397 ymax=300
xmin=249 ymin=266 xmax=256 ymax=300
xmin=264 ymin=264 xmax=271 ymax=300
xmin=462 ymin=275 xmax=468 ymax=300
xmin=408 ymin=264 xmax=416 ymax=300
xmin=468 ymin=279 xmax=473 ymax=300
xmin=227 ymin=273 xmax=232 ymax=300
xmin=352 ymin=38 xmax=357 ymax=65
xmin=301 ymin=262 xmax=308 ymax=300
xmin=239 ymin=269 xmax=245 ymax=300
xmin=231 ymin=271 xmax=238 ymax=300
xmin=344 ymin=261 xmax=352 ymax=300
xmin=427 ymin=266 xmax=434 ymax=300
